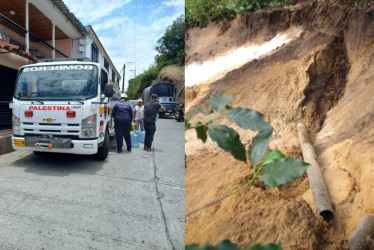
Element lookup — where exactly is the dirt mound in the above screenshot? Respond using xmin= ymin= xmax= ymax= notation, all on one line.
xmin=153 ymin=64 xmax=185 ymax=103
xmin=186 ymin=1 xmax=374 ymax=249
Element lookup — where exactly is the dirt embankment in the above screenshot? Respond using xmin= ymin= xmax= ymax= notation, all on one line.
xmin=153 ymin=65 xmax=185 ymax=104
xmin=185 ymin=2 xmax=374 ymax=249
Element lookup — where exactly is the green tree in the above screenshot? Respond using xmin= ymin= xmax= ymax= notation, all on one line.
xmin=155 ymin=15 xmax=185 ymax=66
xmin=127 ymin=16 xmax=185 ymax=96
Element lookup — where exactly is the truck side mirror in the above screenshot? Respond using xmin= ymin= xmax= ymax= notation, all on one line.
xmin=104 ymin=84 xmax=114 ymax=97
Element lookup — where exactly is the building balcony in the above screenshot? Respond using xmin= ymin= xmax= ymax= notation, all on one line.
xmin=0 ymin=13 xmax=68 ymax=60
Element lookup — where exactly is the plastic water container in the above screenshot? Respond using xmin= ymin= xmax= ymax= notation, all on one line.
xmin=139 ymin=130 xmax=145 ymax=144
xmin=131 ymin=131 xmax=140 ymax=148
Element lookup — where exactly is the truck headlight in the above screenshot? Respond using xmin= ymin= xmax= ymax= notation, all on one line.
xmin=12 ymin=114 xmax=20 ymax=134
xmin=82 ymin=114 xmax=97 ymax=138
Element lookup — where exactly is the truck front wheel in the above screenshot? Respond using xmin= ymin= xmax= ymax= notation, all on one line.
xmin=95 ymin=130 xmax=109 ymax=160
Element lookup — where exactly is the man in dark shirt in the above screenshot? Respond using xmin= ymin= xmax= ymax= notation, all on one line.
xmin=111 ymin=94 xmax=133 ymax=153
xmin=143 ymin=94 xmax=166 ymax=151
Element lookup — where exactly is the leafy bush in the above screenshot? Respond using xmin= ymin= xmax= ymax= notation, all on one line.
xmin=187 ymin=239 xmax=282 ymax=250
xmin=126 ymin=15 xmax=185 ymax=97
xmin=126 ymin=63 xmax=164 ymax=99
xmin=186 ymin=0 xmax=297 ymax=27
xmin=186 ymin=0 xmax=236 ymax=27
xmin=186 ymin=95 xmax=309 ymax=205
xmin=185 ymin=95 xmax=309 ymax=249
xmin=186 ymin=94 xmax=308 ymax=195
xmin=155 ymin=15 xmax=185 ymax=66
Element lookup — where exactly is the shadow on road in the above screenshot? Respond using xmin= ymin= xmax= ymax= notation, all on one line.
xmin=159 ymin=115 xmax=176 ymax=120
xmin=12 ymin=152 xmax=105 ymax=177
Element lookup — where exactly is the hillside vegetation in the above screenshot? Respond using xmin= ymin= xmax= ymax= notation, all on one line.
xmin=186 ymin=0 xmax=372 ymax=27
xmin=127 ymin=15 xmax=185 ymax=100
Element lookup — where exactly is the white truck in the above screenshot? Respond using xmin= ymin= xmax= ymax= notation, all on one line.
xmin=9 ymin=58 xmax=120 ymax=160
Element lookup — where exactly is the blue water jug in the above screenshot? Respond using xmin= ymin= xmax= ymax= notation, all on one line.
xmin=139 ymin=130 xmax=145 ymax=144
xmin=131 ymin=131 xmax=140 ymax=148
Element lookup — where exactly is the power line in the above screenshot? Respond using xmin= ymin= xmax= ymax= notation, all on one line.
xmin=114 ymin=0 xmax=131 ymax=90
xmin=134 ymin=0 xmax=137 ymax=67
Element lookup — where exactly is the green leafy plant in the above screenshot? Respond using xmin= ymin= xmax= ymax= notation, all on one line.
xmin=186 ymin=239 xmax=282 ymax=250
xmin=186 ymin=94 xmax=309 ymax=190
xmin=186 ymin=0 xmax=298 ymax=27
xmin=185 ymin=95 xmax=308 ymax=249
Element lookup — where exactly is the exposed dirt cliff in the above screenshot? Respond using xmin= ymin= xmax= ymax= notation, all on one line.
xmin=185 ymin=1 xmax=374 ymax=249
xmin=153 ymin=65 xmax=185 ymax=104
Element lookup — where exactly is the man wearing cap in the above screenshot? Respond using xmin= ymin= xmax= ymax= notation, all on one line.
xmin=143 ymin=94 xmax=166 ymax=151
xmin=111 ymin=94 xmax=133 ymax=153
xmin=133 ymin=99 xmax=144 ymax=131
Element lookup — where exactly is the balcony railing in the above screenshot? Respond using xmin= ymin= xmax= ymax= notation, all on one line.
xmin=0 ymin=13 xmax=68 ymax=59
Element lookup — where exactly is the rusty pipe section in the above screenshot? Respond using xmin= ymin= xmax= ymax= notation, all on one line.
xmin=349 ymin=214 xmax=374 ymax=250
xmin=296 ymin=121 xmax=334 ymax=221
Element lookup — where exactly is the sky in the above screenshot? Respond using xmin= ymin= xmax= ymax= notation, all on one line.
xmin=63 ymin=0 xmax=185 ymax=91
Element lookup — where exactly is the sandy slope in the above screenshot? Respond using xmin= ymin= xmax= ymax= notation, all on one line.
xmin=185 ymin=2 xmax=374 ymax=249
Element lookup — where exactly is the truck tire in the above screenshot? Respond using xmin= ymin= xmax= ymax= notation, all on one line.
xmin=95 ymin=130 xmax=109 ymax=160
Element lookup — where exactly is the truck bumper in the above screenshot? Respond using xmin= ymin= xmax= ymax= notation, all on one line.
xmin=12 ymin=136 xmax=99 ymax=155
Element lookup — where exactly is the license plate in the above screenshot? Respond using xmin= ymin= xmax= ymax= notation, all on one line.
xmin=168 ymin=110 xmax=172 ymax=113
xmin=14 ymin=138 xmax=25 ymax=147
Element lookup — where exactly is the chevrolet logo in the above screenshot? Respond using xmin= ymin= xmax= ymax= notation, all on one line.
xmin=43 ymin=118 xmax=56 ymax=122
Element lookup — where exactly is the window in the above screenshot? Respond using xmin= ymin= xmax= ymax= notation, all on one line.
xmin=104 ymin=59 xmax=109 ymax=71
xmin=15 ymin=64 xmax=98 ymax=100
xmin=112 ymin=71 xmax=115 ymax=82
xmin=101 ymin=69 xmax=108 ymax=92
xmin=91 ymin=44 xmax=98 ymax=63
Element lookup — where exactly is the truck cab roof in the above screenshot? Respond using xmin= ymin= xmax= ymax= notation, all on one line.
xmin=21 ymin=58 xmax=106 ymax=73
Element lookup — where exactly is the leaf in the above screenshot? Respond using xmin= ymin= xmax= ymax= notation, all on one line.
xmin=210 ymin=94 xmax=233 ymax=112
xmin=185 ymin=240 xmax=242 ymax=250
xmin=197 ymin=107 xmax=212 ymax=115
xmin=186 ymin=110 xmax=195 ymax=121
xmin=249 ymin=128 xmax=273 ymax=168
xmin=195 ymin=124 xmax=209 ymax=143
xmin=262 ymin=150 xmax=285 ymax=166
xmin=185 ymin=120 xmax=191 ymax=129
xmin=259 ymin=158 xmax=309 ymax=188
xmin=226 ymin=108 xmax=271 ymax=131
xmin=249 ymin=242 xmax=283 ymax=250
xmin=208 ymin=124 xmax=246 ymax=162
xmin=225 ymin=105 xmax=233 ymax=111
xmin=185 ymin=240 xmax=282 ymax=250
xmin=185 ymin=244 xmax=204 ymax=250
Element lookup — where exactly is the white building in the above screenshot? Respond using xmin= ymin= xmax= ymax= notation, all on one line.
xmin=0 ymin=0 xmax=121 ymax=129
xmin=72 ymin=25 xmax=120 ymax=86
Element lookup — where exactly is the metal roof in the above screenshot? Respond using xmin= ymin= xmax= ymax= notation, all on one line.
xmin=51 ymin=0 xmax=87 ymax=35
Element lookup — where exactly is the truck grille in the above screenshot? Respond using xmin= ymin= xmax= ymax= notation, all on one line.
xmin=21 ymin=122 xmax=81 ymax=136
xmin=161 ymin=104 xmax=178 ymax=111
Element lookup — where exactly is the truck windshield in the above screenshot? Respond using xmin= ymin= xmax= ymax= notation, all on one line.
xmin=14 ymin=64 xmax=98 ymax=101
xmin=160 ymin=97 xmax=174 ymax=102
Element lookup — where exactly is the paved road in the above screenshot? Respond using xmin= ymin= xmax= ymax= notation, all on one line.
xmin=0 ymin=118 xmax=184 ymax=249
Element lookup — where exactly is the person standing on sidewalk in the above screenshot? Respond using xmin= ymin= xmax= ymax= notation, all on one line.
xmin=133 ymin=99 xmax=144 ymax=131
xmin=111 ymin=94 xmax=133 ymax=153
xmin=143 ymin=94 xmax=166 ymax=151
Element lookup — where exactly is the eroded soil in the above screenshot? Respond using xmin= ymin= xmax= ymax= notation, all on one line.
xmin=185 ymin=1 xmax=374 ymax=249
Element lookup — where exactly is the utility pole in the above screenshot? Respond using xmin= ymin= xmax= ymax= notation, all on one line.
xmin=122 ymin=64 xmax=125 ymax=92
xmin=130 ymin=66 xmax=136 ymax=79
